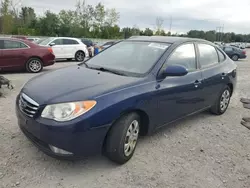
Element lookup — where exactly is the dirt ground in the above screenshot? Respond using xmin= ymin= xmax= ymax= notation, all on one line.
xmin=0 ymin=54 xmax=250 ymax=188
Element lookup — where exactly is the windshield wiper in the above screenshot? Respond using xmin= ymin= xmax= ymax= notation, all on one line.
xmin=91 ymin=67 xmax=127 ymax=76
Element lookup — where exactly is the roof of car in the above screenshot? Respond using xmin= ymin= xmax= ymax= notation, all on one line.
xmin=127 ymin=36 xmax=209 ymax=44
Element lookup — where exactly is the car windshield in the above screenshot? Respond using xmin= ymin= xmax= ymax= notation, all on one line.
xmin=39 ymin=37 xmax=55 ymax=45
xmin=85 ymin=41 xmax=170 ymax=75
xmin=35 ymin=38 xmax=46 ymax=44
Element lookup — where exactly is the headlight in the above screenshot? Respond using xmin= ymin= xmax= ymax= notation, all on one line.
xmin=41 ymin=101 xmax=97 ymax=122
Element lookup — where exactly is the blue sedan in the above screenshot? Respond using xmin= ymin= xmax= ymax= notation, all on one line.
xmin=16 ymin=36 xmax=237 ymax=164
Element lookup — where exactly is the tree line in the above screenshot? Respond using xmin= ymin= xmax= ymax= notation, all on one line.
xmin=0 ymin=0 xmax=250 ymax=42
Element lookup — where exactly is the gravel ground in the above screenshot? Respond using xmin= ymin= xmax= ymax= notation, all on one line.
xmin=0 ymin=54 xmax=250 ymax=188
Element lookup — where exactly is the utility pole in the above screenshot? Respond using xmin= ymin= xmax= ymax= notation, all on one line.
xmin=169 ymin=16 xmax=172 ymax=34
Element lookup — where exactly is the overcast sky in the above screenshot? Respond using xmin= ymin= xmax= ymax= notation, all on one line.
xmin=22 ymin=0 xmax=250 ymax=34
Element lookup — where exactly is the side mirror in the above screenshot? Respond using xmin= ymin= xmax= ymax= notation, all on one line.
xmin=162 ymin=65 xmax=188 ymax=77
xmin=49 ymin=42 xmax=55 ymax=46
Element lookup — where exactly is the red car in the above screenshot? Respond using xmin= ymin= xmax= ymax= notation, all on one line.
xmin=0 ymin=38 xmax=55 ymax=73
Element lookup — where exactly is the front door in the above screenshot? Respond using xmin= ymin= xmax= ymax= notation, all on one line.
xmin=1 ymin=39 xmax=28 ymax=69
xmin=154 ymin=43 xmax=205 ymax=126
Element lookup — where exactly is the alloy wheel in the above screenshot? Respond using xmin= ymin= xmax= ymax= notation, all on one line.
xmin=29 ymin=60 xmax=42 ymax=72
xmin=76 ymin=52 xmax=85 ymax=61
xmin=220 ymin=89 xmax=230 ymax=111
xmin=124 ymin=120 xmax=139 ymax=157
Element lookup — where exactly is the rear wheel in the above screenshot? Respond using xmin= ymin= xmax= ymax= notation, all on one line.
xmin=104 ymin=113 xmax=140 ymax=164
xmin=210 ymin=86 xmax=231 ymax=115
xmin=231 ymin=54 xmax=239 ymax=61
xmin=75 ymin=51 xmax=85 ymax=62
xmin=26 ymin=58 xmax=43 ymax=73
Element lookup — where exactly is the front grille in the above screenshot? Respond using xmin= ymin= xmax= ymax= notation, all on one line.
xmin=19 ymin=93 xmax=39 ymax=117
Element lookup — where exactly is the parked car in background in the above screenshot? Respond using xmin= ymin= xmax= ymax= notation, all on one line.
xmin=0 ymin=38 xmax=55 ymax=73
xmin=80 ymin=38 xmax=94 ymax=57
xmin=39 ymin=37 xmax=89 ymax=61
xmin=99 ymin=40 xmax=117 ymax=49
xmin=27 ymin=38 xmax=40 ymax=43
xmin=16 ymin=36 xmax=237 ymax=164
xmin=222 ymin=46 xmax=246 ymax=61
xmin=12 ymin=36 xmax=27 ymax=40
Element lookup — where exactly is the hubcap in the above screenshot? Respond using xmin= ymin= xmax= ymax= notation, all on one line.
xmin=232 ymin=55 xmax=238 ymax=61
xmin=220 ymin=90 xmax=230 ymax=111
xmin=76 ymin=52 xmax=84 ymax=61
xmin=124 ymin=120 xmax=139 ymax=157
xmin=29 ymin=60 xmax=41 ymax=72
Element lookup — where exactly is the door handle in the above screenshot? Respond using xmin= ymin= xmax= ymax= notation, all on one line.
xmin=194 ymin=80 xmax=202 ymax=88
xmin=221 ymin=72 xmax=226 ymax=79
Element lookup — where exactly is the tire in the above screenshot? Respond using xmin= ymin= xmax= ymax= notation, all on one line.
xmin=231 ymin=54 xmax=239 ymax=61
xmin=75 ymin=51 xmax=85 ymax=62
xmin=210 ymin=86 xmax=231 ymax=115
xmin=26 ymin=58 xmax=43 ymax=73
xmin=105 ymin=113 xmax=140 ymax=164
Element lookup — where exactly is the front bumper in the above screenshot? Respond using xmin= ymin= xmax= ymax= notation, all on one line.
xmin=16 ymin=103 xmax=110 ymax=159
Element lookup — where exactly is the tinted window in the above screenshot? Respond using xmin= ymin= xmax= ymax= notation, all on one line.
xmin=167 ymin=43 xmax=196 ymax=71
xmin=217 ymin=49 xmax=226 ymax=62
xmin=224 ymin=47 xmax=233 ymax=52
xmin=39 ymin=37 xmax=55 ymax=45
xmin=198 ymin=43 xmax=219 ymax=68
xmin=52 ymin=39 xmax=63 ymax=45
xmin=63 ymin=39 xmax=79 ymax=45
xmin=4 ymin=40 xmax=28 ymax=49
xmin=0 ymin=40 xmax=3 ymax=49
xmin=85 ymin=41 xmax=170 ymax=75
xmin=81 ymin=39 xmax=93 ymax=47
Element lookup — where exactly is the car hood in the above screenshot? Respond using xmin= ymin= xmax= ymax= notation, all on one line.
xmin=22 ymin=66 xmax=144 ymax=105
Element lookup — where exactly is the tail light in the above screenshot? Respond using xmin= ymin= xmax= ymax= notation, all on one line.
xmin=48 ymin=47 xmax=54 ymax=54
xmin=242 ymin=50 xmax=246 ymax=54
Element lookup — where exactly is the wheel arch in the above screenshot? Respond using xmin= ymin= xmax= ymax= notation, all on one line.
xmin=227 ymin=83 xmax=233 ymax=96
xmin=102 ymin=108 xmax=150 ymax=153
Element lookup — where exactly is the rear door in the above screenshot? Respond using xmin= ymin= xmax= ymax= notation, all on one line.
xmin=62 ymin=39 xmax=79 ymax=58
xmin=223 ymin=46 xmax=234 ymax=58
xmin=1 ymin=39 xmax=29 ymax=68
xmin=197 ymin=43 xmax=227 ymax=107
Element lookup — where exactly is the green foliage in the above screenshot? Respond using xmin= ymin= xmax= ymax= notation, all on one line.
xmin=0 ymin=0 xmax=250 ymax=42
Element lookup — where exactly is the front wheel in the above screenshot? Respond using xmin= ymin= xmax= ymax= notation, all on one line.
xmin=26 ymin=58 xmax=43 ymax=73
xmin=75 ymin=51 xmax=85 ymax=62
xmin=104 ymin=113 xmax=140 ymax=164
xmin=210 ymin=86 xmax=231 ymax=115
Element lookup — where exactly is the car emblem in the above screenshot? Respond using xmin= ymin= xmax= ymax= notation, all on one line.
xmin=19 ymin=100 xmax=27 ymax=108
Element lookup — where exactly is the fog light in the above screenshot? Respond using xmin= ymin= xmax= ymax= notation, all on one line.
xmin=49 ymin=145 xmax=73 ymax=155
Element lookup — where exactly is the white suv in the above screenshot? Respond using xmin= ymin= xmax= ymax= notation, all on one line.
xmin=39 ymin=37 xmax=89 ymax=61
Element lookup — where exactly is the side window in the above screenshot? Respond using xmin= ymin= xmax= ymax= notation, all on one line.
xmin=52 ymin=39 xmax=63 ymax=45
xmin=0 ymin=40 xmax=4 ymax=49
xmin=198 ymin=43 xmax=219 ymax=68
xmin=217 ymin=49 xmax=226 ymax=62
xmin=167 ymin=43 xmax=196 ymax=71
xmin=63 ymin=39 xmax=79 ymax=45
xmin=4 ymin=40 xmax=28 ymax=49
xmin=224 ymin=47 xmax=233 ymax=52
